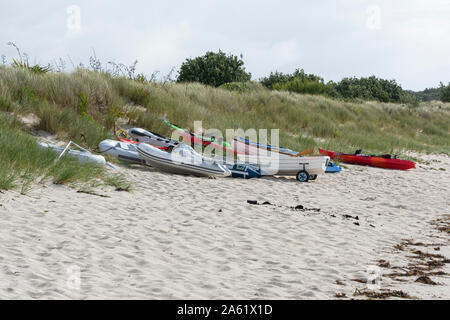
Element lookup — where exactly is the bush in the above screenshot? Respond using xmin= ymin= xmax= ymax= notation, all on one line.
xmin=260 ymin=71 xmax=293 ymax=89
xmin=440 ymin=82 xmax=450 ymax=102
xmin=261 ymin=69 xmax=327 ymax=95
xmin=261 ymin=70 xmax=418 ymax=103
xmin=177 ymin=50 xmax=251 ymax=87
xmin=261 ymin=69 xmax=324 ymax=89
xmin=409 ymin=87 xmax=442 ymax=102
xmin=326 ymin=76 xmax=407 ymax=103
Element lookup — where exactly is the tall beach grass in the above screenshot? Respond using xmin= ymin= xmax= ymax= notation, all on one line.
xmin=0 ymin=66 xmax=449 ymax=158
xmin=0 ymin=112 xmax=127 ymax=192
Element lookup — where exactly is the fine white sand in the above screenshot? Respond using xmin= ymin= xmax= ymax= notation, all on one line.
xmin=0 ymin=153 xmax=449 ymax=299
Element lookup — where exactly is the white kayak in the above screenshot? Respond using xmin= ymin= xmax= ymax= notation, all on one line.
xmin=137 ymin=143 xmax=231 ymax=177
xmin=98 ymin=139 xmax=144 ymax=164
xmin=39 ymin=142 xmax=106 ymax=166
xmin=238 ymin=153 xmax=329 ymax=182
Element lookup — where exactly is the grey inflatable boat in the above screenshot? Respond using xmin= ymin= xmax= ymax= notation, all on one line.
xmin=137 ymin=144 xmax=230 ymax=177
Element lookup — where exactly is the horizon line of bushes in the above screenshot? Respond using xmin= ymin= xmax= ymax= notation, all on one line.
xmin=258 ymin=68 xmax=450 ymax=104
xmin=174 ymin=50 xmax=450 ymax=104
xmin=3 ymin=43 xmax=450 ymax=104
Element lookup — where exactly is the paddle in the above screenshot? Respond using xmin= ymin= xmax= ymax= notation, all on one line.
xmin=294 ymin=148 xmax=314 ymax=157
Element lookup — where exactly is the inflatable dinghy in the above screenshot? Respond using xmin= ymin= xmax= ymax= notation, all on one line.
xmin=39 ymin=141 xmax=106 ymax=166
xmin=137 ymin=144 xmax=231 ymax=177
xmin=98 ymin=139 xmax=144 ymax=164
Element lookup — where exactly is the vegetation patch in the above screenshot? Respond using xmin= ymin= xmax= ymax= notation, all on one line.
xmin=353 ymin=288 xmax=415 ymax=299
xmin=0 ymin=112 xmax=128 ymax=193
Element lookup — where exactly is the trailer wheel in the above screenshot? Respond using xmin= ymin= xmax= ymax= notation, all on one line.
xmin=309 ymin=174 xmax=317 ymax=181
xmin=296 ymin=171 xmax=310 ymax=182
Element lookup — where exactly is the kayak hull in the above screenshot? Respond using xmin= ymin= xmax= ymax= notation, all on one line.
xmin=319 ymin=149 xmax=415 ymax=170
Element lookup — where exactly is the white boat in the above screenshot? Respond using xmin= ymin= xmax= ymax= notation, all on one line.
xmin=231 ymin=136 xmax=301 ymax=157
xmin=128 ymin=128 xmax=180 ymax=148
xmin=137 ymin=144 xmax=231 ymax=177
xmin=231 ymin=137 xmax=262 ymax=155
xmin=238 ymin=153 xmax=329 ymax=182
xmin=98 ymin=139 xmax=144 ymax=164
xmin=39 ymin=141 xmax=106 ymax=166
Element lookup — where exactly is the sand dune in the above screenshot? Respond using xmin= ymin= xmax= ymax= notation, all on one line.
xmin=0 ymin=153 xmax=449 ymax=299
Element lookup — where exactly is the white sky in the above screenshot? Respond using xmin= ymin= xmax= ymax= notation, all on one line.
xmin=1 ymin=0 xmax=449 ymax=90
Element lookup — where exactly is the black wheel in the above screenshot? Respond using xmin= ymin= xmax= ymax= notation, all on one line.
xmin=296 ymin=170 xmax=310 ymax=182
xmin=309 ymin=174 xmax=317 ymax=181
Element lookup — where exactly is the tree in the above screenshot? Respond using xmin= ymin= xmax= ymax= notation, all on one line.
xmin=177 ymin=50 xmax=251 ymax=87
xmin=440 ymin=82 xmax=450 ymax=102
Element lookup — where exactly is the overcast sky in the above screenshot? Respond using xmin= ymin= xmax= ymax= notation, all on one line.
xmin=1 ymin=0 xmax=449 ymax=90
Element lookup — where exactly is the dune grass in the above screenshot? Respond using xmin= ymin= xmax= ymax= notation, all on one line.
xmin=0 ymin=66 xmax=449 ymax=160
xmin=117 ymin=80 xmax=449 ymax=155
xmin=0 ymin=112 xmax=127 ymax=193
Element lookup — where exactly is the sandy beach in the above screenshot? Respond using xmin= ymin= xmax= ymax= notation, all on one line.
xmin=0 ymin=152 xmax=449 ymax=300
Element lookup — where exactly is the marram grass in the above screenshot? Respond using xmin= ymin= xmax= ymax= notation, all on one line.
xmin=0 ymin=66 xmax=449 ymax=159
xmin=0 ymin=112 xmax=128 ymax=193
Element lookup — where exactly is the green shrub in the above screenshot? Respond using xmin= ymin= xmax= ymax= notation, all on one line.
xmin=262 ymin=69 xmax=327 ymax=95
xmin=260 ymin=71 xmax=293 ymax=89
xmin=261 ymin=69 xmax=323 ymax=87
xmin=177 ymin=50 xmax=251 ymax=87
xmin=440 ymin=82 xmax=450 ymax=102
xmin=262 ymin=70 xmax=418 ymax=103
xmin=326 ymin=76 xmax=411 ymax=103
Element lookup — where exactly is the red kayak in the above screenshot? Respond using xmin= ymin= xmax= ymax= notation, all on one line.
xmin=118 ymin=137 xmax=138 ymax=144
xmin=319 ymin=149 xmax=415 ymax=170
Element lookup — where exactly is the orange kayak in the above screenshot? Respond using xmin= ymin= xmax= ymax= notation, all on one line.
xmin=319 ymin=149 xmax=415 ymax=170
